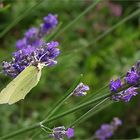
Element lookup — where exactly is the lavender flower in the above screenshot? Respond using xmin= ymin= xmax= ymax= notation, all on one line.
xmin=66 ymin=128 xmax=74 ymax=139
xmin=109 ymin=2 xmax=122 ymax=17
xmin=16 ymin=13 xmax=58 ymax=49
xmin=111 ymin=87 xmax=138 ymax=102
xmin=95 ymin=124 xmax=113 ymax=140
xmin=2 ymin=41 xmax=60 ymax=78
xmin=16 ymin=38 xmax=27 ymax=50
xmin=111 ymin=117 xmax=122 ymax=128
xmin=110 ymin=61 xmax=140 ymax=102
xmin=49 ymin=126 xmax=74 ymax=140
xmin=39 ymin=14 xmax=58 ymax=37
xmin=95 ymin=117 xmax=122 ymax=140
xmin=110 ymin=78 xmax=122 ymax=92
xmin=125 ymin=67 xmax=139 ymax=85
xmin=73 ymin=82 xmax=89 ymax=96
xmin=121 ymin=87 xmax=137 ymax=102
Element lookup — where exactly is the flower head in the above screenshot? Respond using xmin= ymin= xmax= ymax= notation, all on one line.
xmin=109 ymin=2 xmax=122 ymax=17
xmin=49 ymin=126 xmax=74 ymax=140
xmin=51 ymin=126 xmax=66 ymax=140
xmin=95 ymin=124 xmax=113 ymax=140
xmin=16 ymin=13 xmax=58 ymax=49
xmin=3 ymin=41 xmax=60 ymax=78
xmin=109 ymin=61 xmax=140 ymax=103
xmin=43 ymin=14 xmax=58 ymax=30
xmin=38 ymin=14 xmax=58 ymax=37
xmin=125 ymin=67 xmax=139 ymax=85
xmin=119 ymin=87 xmax=138 ymax=102
xmin=110 ymin=78 xmax=122 ymax=92
xmin=111 ymin=87 xmax=138 ymax=102
xmin=66 ymin=128 xmax=74 ymax=139
xmin=73 ymin=82 xmax=89 ymax=96
xmin=95 ymin=117 xmax=122 ymax=140
xmin=111 ymin=117 xmax=122 ymax=128
xmin=16 ymin=38 xmax=27 ymax=49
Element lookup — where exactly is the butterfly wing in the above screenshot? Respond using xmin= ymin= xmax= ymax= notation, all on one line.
xmin=0 ymin=66 xmax=41 ymax=104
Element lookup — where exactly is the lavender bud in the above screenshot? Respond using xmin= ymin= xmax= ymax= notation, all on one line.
xmin=110 ymin=78 xmax=122 ymax=93
xmin=73 ymin=82 xmax=89 ymax=96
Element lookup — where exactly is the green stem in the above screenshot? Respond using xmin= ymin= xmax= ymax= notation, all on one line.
xmin=79 ymin=83 xmax=109 ymax=104
xmin=0 ymin=0 xmax=44 ymax=38
xmin=42 ymin=74 xmax=83 ymax=123
xmin=0 ymin=123 xmax=40 ymax=140
xmin=80 ymin=102 xmax=113 ymax=124
xmin=0 ymin=94 xmax=109 ymax=140
xmin=46 ymin=21 xmax=63 ymax=42
xmin=92 ymin=9 xmax=140 ymax=43
xmin=41 ymin=128 xmax=52 ymax=134
xmin=53 ymin=0 xmax=101 ymax=39
xmin=68 ymin=98 xmax=109 ymax=128
xmin=61 ymin=9 xmax=140 ymax=56
xmin=43 ymin=94 xmax=109 ymax=124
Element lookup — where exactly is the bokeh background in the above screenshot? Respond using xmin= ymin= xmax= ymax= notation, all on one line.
xmin=0 ymin=0 xmax=140 ymax=139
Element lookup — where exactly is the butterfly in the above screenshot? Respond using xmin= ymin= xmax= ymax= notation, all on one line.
xmin=0 ymin=52 xmax=55 ymax=105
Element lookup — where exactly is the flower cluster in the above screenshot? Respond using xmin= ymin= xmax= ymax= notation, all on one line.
xmin=2 ymin=41 xmax=60 ymax=77
xmin=110 ymin=61 xmax=140 ymax=102
xmin=16 ymin=14 xmax=58 ymax=49
xmin=95 ymin=117 xmax=122 ymax=140
xmin=49 ymin=126 xmax=74 ymax=140
xmin=2 ymin=13 xmax=59 ymax=78
xmin=72 ymin=82 xmax=89 ymax=96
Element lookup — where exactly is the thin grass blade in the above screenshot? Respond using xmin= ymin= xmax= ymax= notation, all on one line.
xmin=0 ymin=0 xmax=43 ymax=38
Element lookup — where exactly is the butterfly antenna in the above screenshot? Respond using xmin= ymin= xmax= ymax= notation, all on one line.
xmin=39 ymin=51 xmax=48 ymax=62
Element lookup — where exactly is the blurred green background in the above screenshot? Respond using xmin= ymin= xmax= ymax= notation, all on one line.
xmin=0 ymin=0 xmax=140 ymax=139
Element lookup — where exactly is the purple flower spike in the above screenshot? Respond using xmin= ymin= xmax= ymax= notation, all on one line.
xmin=95 ymin=124 xmax=113 ymax=140
xmin=24 ymin=27 xmax=43 ymax=47
xmin=39 ymin=14 xmax=58 ymax=37
xmin=66 ymin=128 xmax=74 ymax=139
xmin=112 ymin=117 xmax=122 ymax=128
xmin=25 ymin=27 xmax=38 ymax=39
xmin=16 ymin=13 xmax=58 ymax=49
xmin=120 ymin=87 xmax=138 ymax=102
xmin=95 ymin=117 xmax=122 ymax=140
xmin=125 ymin=67 xmax=139 ymax=85
xmin=73 ymin=82 xmax=89 ymax=96
xmin=110 ymin=78 xmax=122 ymax=92
xmin=49 ymin=126 xmax=74 ymax=140
xmin=16 ymin=38 xmax=26 ymax=49
xmin=51 ymin=126 xmax=66 ymax=140
xmin=111 ymin=87 xmax=138 ymax=102
xmin=3 ymin=41 xmax=60 ymax=78
xmin=43 ymin=14 xmax=58 ymax=29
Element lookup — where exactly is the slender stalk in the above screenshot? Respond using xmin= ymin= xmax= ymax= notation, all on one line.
xmin=42 ymin=74 xmax=83 ymax=122
xmin=0 ymin=123 xmax=40 ymax=140
xmin=46 ymin=22 xmax=63 ymax=42
xmin=0 ymin=94 xmax=109 ymax=140
xmin=61 ymin=9 xmax=140 ymax=56
xmin=68 ymin=98 xmax=109 ymax=128
xmin=0 ymin=72 xmax=133 ymax=139
xmin=41 ymin=127 xmax=52 ymax=134
xmin=53 ymin=0 xmax=101 ymax=39
xmin=80 ymin=102 xmax=113 ymax=124
xmin=91 ymin=9 xmax=140 ymax=43
xmin=0 ymin=0 xmax=43 ymax=38
xmin=40 ymin=123 xmax=52 ymax=132
xmin=43 ymin=94 xmax=109 ymax=124
xmin=79 ymin=83 xmax=109 ymax=104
